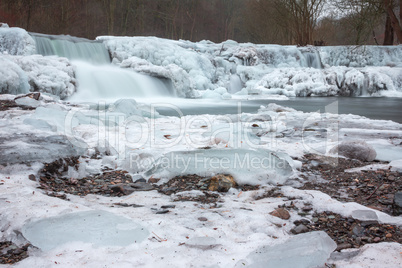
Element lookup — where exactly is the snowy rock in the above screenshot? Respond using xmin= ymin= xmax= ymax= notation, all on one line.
xmin=243 ymin=231 xmax=337 ymax=268
xmin=0 ymin=57 xmax=30 ymax=95
xmin=208 ymin=174 xmax=236 ymax=192
xmin=143 ymin=148 xmax=293 ymax=185
xmin=22 ymin=210 xmax=149 ymax=251
xmin=0 ymin=27 xmax=35 ymax=55
xmin=108 ymin=99 xmax=142 ymax=117
xmin=330 ymin=140 xmax=377 ymax=162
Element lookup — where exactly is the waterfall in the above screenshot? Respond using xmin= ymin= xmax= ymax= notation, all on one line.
xmin=69 ymin=61 xmax=173 ymax=102
xmin=31 ymin=33 xmax=174 ymax=100
xmin=301 ymin=50 xmax=323 ymax=69
xmin=31 ymin=33 xmax=110 ymax=64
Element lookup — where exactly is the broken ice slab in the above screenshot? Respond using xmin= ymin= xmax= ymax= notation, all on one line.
xmin=22 ymin=210 xmax=149 ymax=251
xmin=351 ymin=210 xmax=378 ymax=222
xmin=143 ymin=148 xmax=293 ymax=185
xmin=0 ymin=134 xmax=85 ymax=165
xmin=185 ymin=237 xmax=218 ymax=250
xmin=243 ymin=231 xmax=336 ymax=268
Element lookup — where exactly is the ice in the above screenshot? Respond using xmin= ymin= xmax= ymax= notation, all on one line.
xmin=351 ymin=210 xmax=378 ymax=221
xmin=22 ymin=210 xmax=149 ymax=251
xmin=186 ymin=237 xmax=218 ymax=250
xmin=0 ymin=57 xmax=30 ymax=95
xmin=23 ymin=118 xmax=57 ymax=132
xmin=14 ymin=96 xmax=41 ymax=108
xmin=0 ymin=54 xmax=76 ymax=99
xmin=143 ymin=148 xmax=293 ymax=185
xmin=242 ymin=231 xmax=337 ymax=268
xmin=0 ymin=26 xmax=35 ymax=55
xmin=0 ymin=134 xmax=86 ymax=165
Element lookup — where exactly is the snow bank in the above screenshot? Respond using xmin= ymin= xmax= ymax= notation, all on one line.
xmin=0 ymin=26 xmax=35 ymax=55
xmin=0 ymin=55 xmax=76 ymax=99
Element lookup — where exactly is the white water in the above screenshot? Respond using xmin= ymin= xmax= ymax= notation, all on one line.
xmin=69 ymin=61 xmax=173 ymax=102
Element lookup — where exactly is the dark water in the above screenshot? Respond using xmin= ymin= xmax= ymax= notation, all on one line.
xmin=157 ymin=97 xmax=402 ymax=123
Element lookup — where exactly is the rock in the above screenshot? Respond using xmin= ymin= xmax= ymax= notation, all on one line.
xmin=208 ymin=174 xmax=236 ymax=192
xmin=129 ymin=181 xmax=154 ymax=191
xmin=161 ymin=205 xmax=175 ymax=209
xmin=336 ymin=243 xmax=352 ymax=251
xmin=198 ymin=217 xmax=208 ymax=222
xmin=329 ymin=140 xmax=376 ymax=162
xmin=291 ymin=224 xmax=309 ymax=234
xmin=28 ymin=174 xmax=36 ymax=181
xmin=373 ymin=237 xmax=381 ymax=242
xmin=155 ymin=210 xmax=170 ymax=214
xmin=110 ymin=185 xmax=135 ymax=195
xmin=393 ymin=191 xmax=402 ymax=216
xmin=270 ymin=208 xmax=290 ymax=220
xmin=351 ymin=225 xmax=366 ymax=237
xmin=385 ymin=233 xmax=393 ymax=238
xmin=148 ymin=178 xmax=160 ymax=184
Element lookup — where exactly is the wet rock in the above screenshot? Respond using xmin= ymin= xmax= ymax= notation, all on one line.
xmin=208 ymin=174 xmax=236 ymax=192
xmin=270 ymin=208 xmax=290 ymax=220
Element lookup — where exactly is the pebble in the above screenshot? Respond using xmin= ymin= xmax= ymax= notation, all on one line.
xmin=385 ymin=233 xmax=393 ymax=238
xmin=198 ymin=217 xmax=208 ymax=222
xmin=161 ymin=205 xmax=176 ymax=209
xmin=28 ymin=174 xmax=36 ymax=181
xmin=373 ymin=237 xmax=381 ymax=242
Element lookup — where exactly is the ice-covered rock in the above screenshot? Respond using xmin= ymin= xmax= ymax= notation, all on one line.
xmin=22 ymin=210 xmax=149 ymax=251
xmin=242 ymin=231 xmax=337 ymax=268
xmin=0 ymin=26 xmax=35 ymax=55
xmin=330 ymin=140 xmax=377 ymax=162
xmin=0 ymin=54 xmax=76 ymax=99
xmin=143 ymin=148 xmax=293 ymax=185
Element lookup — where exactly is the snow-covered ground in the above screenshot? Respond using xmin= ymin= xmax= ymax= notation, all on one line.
xmin=0 ymin=25 xmax=401 ymax=267
xmin=0 ymin=92 xmax=401 ymax=267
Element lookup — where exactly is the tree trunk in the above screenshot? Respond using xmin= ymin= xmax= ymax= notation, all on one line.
xmin=383 ymin=14 xmax=394 ymax=45
xmin=383 ymin=0 xmax=402 ymax=43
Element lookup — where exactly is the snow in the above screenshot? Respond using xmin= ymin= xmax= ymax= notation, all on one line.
xmin=1 ymin=28 xmax=402 ymax=268
xmin=0 ymin=27 xmax=35 ymax=56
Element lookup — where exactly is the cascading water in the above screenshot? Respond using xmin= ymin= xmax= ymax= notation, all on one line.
xmin=31 ymin=33 xmax=173 ymax=101
xmin=31 ymin=33 xmax=111 ymax=64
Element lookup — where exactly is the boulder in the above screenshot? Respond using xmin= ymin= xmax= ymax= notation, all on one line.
xmin=330 ymin=140 xmax=376 ymax=162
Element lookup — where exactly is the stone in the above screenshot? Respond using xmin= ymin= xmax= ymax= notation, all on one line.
xmin=330 ymin=140 xmax=376 ymax=162
xmin=110 ymin=185 xmax=135 ymax=195
xmin=270 ymin=208 xmax=291 ymax=220
xmin=28 ymin=174 xmax=36 ymax=181
xmin=385 ymin=233 xmax=393 ymax=238
xmin=198 ymin=217 xmax=208 ymax=222
xmin=373 ymin=237 xmax=381 ymax=242
xmin=291 ymin=224 xmax=309 ymax=234
xmin=393 ymin=191 xmax=402 ymax=216
xmin=336 ymin=243 xmax=352 ymax=251
xmin=351 ymin=210 xmax=378 ymax=222
xmin=208 ymin=174 xmax=236 ymax=192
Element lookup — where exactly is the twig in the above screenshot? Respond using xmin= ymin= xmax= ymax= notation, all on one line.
xmin=365 ymin=183 xmax=384 ymax=200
